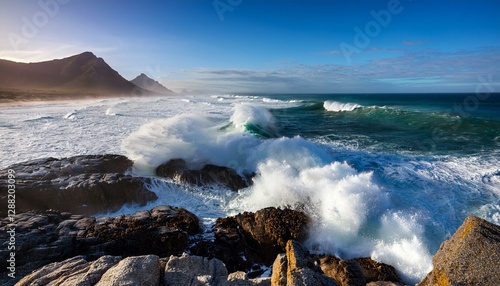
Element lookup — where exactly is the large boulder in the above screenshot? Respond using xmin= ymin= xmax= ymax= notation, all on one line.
xmin=156 ymin=158 xmax=251 ymax=191
xmin=418 ymin=216 xmax=500 ymax=286
xmin=0 ymin=206 xmax=200 ymax=284
xmin=96 ymin=255 xmax=161 ymax=286
xmin=191 ymin=207 xmax=309 ymax=274
xmin=163 ymin=253 xmax=229 ymax=286
xmin=0 ymin=155 xmax=157 ymax=216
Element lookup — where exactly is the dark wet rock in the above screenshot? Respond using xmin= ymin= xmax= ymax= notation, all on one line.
xmin=418 ymin=216 xmax=500 ymax=286
xmin=82 ymin=205 xmax=201 ymax=257
xmin=189 ymin=207 xmax=309 ymax=274
xmin=0 ymin=154 xmax=157 ymax=216
xmin=315 ymin=255 xmax=401 ymax=286
xmin=156 ymin=158 xmax=251 ymax=191
xmin=0 ymin=206 xmax=200 ymax=284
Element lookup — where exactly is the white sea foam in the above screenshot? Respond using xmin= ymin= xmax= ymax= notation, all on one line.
xmin=105 ymin=108 xmax=117 ymax=116
xmin=64 ymin=111 xmax=78 ymax=119
xmin=121 ymin=112 xmax=262 ymax=173
xmin=231 ymin=143 xmax=432 ymax=283
xmin=324 ymin=100 xmax=362 ymax=112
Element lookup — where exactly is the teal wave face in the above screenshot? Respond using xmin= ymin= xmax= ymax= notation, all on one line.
xmin=244 ymin=122 xmax=279 ymax=138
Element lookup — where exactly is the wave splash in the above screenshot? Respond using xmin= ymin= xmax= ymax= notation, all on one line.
xmin=122 ymin=104 xmax=433 ymax=284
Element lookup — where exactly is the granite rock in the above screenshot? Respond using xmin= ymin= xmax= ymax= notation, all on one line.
xmin=418 ymin=216 xmax=500 ymax=286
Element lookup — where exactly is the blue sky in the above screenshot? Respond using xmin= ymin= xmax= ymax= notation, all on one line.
xmin=1 ymin=0 xmax=499 ymax=93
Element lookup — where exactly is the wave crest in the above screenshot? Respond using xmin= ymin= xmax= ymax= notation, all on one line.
xmin=324 ymin=100 xmax=362 ymax=112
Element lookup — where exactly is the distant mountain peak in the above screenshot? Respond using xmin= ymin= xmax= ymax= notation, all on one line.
xmin=131 ymin=73 xmax=175 ymax=95
xmin=79 ymin=51 xmax=95 ymax=57
xmin=70 ymin=51 xmax=97 ymax=61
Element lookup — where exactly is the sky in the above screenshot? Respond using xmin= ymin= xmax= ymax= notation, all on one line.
xmin=1 ymin=0 xmax=499 ymax=93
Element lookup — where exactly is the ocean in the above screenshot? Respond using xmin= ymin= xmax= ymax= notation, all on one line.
xmin=1 ymin=93 xmax=499 ymax=283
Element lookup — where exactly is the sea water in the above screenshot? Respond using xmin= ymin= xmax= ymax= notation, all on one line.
xmin=1 ymin=93 xmax=499 ymax=284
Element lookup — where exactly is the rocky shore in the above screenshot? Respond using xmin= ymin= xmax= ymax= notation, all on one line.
xmin=1 ymin=155 xmax=499 ymax=285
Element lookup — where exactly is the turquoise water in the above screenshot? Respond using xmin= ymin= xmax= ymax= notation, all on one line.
xmin=263 ymin=93 xmax=500 ymax=155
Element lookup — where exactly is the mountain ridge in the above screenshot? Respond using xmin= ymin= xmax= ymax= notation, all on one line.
xmin=0 ymin=52 xmax=174 ymax=103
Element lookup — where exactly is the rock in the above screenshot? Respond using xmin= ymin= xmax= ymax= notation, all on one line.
xmin=16 ymin=256 xmax=89 ymax=286
xmin=227 ymin=272 xmax=271 ymax=286
xmin=156 ymin=158 xmax=251 ymax=191
xmin=81 ymin=206 xmax=200 ymax=257
xmin=0 ymin=155 xmax=157 ymax=216
xmin=163 ymin=254 xmax=271 ymax=286
xmin=316 ymin=255 xmax=364 ymax=286
xmin=316 ymin=255 xmax=401 ymax=286
xmin=208 ymin=207 xmax=309 ymax=273
xmin=366 ymin=282 xmax=405 ymax=286
xmin=271 ymin=240 xmax=339 ymax=286
xmin=270 ymin=240 xmax=402 ymax=286
xmin=14 ymin=252 xmax=272 ymax=286
xmin=96 ymin=255 xmax=161 ymax=286
xmin=163 ymin=253 xmax=228 ymax=286
xmin=354 ymin=258 xmax=401 ymax=284
xmin=0 ymin=206 xmax=200 ymax=284
xmin=271 ymin=254 xmax=287 ymax=286
xmin=60 ymin=255 xmax=122 ymax=286
xmin=228 ymin=271 xmax=249 ymax=281
xmin=418 ymin=216 xmax=500 ymax=286
xmin=16 ymin=255 xmax=121 ymax=286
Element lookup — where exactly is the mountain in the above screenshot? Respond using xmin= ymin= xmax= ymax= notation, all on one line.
xmin=131 ymin=73 xmax=175 ymax=95
xmin=0 ymin=52 xmax=152 ymax=102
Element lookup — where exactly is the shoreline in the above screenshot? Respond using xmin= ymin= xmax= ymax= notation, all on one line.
xmin=0 ymin=88 xmax=178 ymax=107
